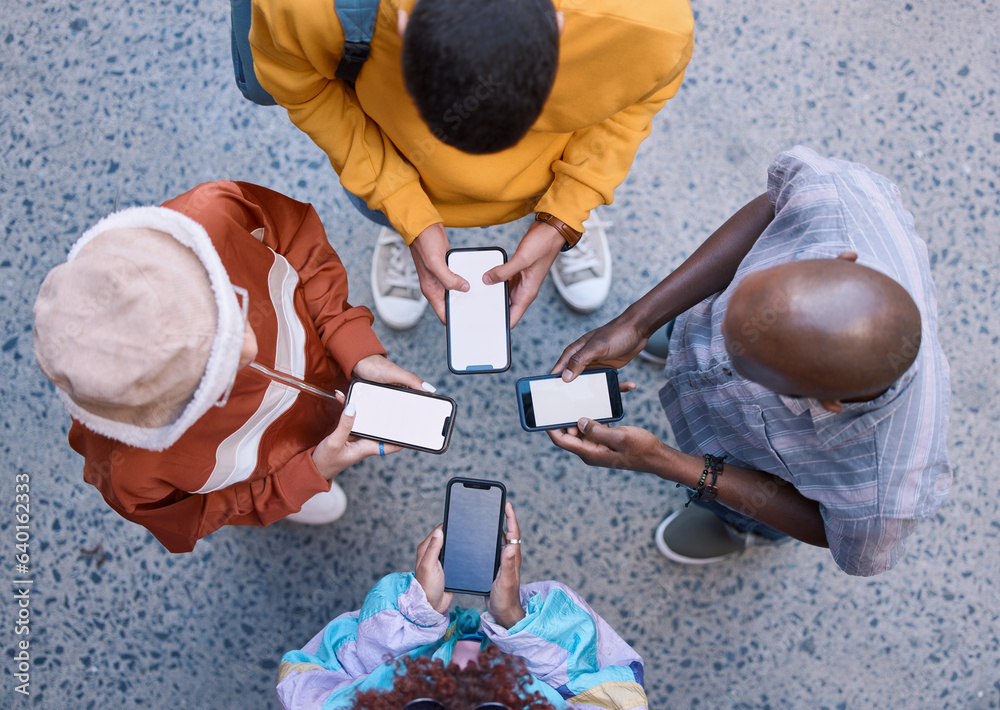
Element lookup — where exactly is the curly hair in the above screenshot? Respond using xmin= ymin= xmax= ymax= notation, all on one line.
xmin=351 ymin=645 xmax=557 ymax=710
xmin=401 ymin=0 xmax=559 ymax=154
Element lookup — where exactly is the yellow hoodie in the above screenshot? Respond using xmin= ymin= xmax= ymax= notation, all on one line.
xmin=251 ymin=0 xmax=694 ymax=243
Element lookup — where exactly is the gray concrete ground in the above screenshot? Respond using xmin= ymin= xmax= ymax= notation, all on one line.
xmin=2 ymin=1 xmax=998 ymax=708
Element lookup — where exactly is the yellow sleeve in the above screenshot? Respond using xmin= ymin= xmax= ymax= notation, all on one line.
xmin=536 ymin=0 xmax=695 ymax=233
xmin=249 ymin=0 xmax=440 ymax=242
xmin=534 ymin=69 xmax=687 ymax=233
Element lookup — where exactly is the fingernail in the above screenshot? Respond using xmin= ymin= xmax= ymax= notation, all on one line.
xmin=561 ymin=370 xmax=572 ymax=382
xmin=578 ymin=417 xmax=590 ymax=428
xmin=482 ymin=274 xmax=492 ymax=285
xmin=432 ymin=528 xmax=442 ymax=538
xmin=334 ymin=390 xmax=345 ymax=399
xmin=460 ymin=283 xmax=470 ymax=292
xmin=343 ymin=402 xmax=356 ymax=417
xmin=421 ymin=382 xmax=437 ymax=393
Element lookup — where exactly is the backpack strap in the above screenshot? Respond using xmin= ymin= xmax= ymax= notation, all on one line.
xmin=230 ymin=0 xmax=278 ymax=105
xmin=335 ymin=0 xmax=380 ymax=88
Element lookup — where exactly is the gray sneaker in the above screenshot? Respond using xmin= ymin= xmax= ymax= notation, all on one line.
xmin=551 ymin=210 xmax=613 ymax=314
xmin=370 ymin=226 xmax=428 ymax=330
xmin=655 ymin=506 xmax=778 ymax=565
xmin=638 ymin=321 xmax=674 ymax=365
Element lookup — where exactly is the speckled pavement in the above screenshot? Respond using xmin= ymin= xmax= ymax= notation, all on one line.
xmin=1 ymin=1 xmax=998 ymax=708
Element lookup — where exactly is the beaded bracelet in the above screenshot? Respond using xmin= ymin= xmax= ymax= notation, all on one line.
xmin=700 ymin=455 xmax=726 ymax=502
xmin=677 ymin=454 xmax=727 ymax=507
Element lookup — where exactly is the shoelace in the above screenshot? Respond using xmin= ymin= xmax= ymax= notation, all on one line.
xmin=557 ymin=212 xmax=612 ymax=277
xmin=558 ymin=236 xmax=601 ymax=276
xmin=586 ymin=211 xmax=614 ymax=232
xmin=557 ymin=232 xmax=601 ymax=276
xmin=382 ymin=237 xmax=422 ymax=297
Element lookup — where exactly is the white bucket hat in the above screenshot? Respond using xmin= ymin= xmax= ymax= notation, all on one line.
xmin=33 ymin=206 xmax=246 ymax=451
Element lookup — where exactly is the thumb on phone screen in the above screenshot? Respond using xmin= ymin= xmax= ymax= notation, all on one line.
xmin=488 ymin=503 xmax=525 ymax=629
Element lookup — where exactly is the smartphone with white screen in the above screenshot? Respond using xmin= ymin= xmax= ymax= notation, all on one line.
xmin=515 ymin=368 xmax=624 ymax=432
xmin=441 ymin=477 xmax=506 ymax=595
xmin=345 ymin=380 xmax=456 ymax=454
xmin=446 ymin=247 xmax=510 ymax=374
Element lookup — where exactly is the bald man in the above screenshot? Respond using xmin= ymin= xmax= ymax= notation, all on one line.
xmin=547 ymin=146 xmax=951 ymax=576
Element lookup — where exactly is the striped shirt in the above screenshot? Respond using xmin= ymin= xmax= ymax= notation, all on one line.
xmin=659 ymin=146 xmax=952 ymax=576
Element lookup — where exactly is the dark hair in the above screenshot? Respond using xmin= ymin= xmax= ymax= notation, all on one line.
xmin=401 ymin=0 xmax=559 ymax=154
xmin=351 ymin=645 xmax=557 ymax=710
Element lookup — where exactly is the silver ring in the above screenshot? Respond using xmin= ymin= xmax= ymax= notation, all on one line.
xmin=379 ymin=442 xmax=385 ymax=457
xmin=506 ymin=538 xmax=521 ymax=545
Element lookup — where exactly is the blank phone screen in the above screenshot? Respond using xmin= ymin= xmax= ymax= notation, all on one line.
xmin=447 ymin=250 xmax=509 ymax=372
xmin=443 ymin=482 xmax=504 ymax=594
xmin=529 ymin=372 xmax=613 ymax=427
xmin=348 ymin=382 xmax=453 ymax=451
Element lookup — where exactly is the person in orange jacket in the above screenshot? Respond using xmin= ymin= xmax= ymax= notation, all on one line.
xmin=33 ymin=181 xmax=432 ymax=552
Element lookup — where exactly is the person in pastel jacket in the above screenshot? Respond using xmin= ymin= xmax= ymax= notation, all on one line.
xmin=277 ymin=504 xmax=648 ymax=708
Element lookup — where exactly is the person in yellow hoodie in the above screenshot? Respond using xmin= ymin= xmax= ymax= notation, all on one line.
xmin=250 ymin=0 xmax=694 ymax=330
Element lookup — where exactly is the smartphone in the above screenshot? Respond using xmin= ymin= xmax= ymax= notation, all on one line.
xmin=345 ymin=380 xmax=457 ymax=454
xmin=445 ymin=247 xmax=510 ymax=374
xmin=441 ymin=478 xmax=506 ymax=595
xmin=515 ymin=368 xmax=624 ymax=432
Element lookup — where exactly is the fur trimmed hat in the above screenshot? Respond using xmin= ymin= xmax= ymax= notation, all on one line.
xmin=33 ymin=206 xmax=246 ymax=451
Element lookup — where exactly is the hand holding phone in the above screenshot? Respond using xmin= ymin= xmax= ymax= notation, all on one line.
xmin=516 ymin=368 xmax=625 ymax=432
xmin=351 ymin=353 xmax=428 ymax=392
xmin=414 ymin=525 xmax=453 ymax=614
xmin=551 ymin=314 xmax=652 ymax=384
xmin=486 ymin=502 xmax=526 ymax=629
xmin=408 ymin=222 xmax=467 ymax=324
xmin=446 ymin=247 xmax=511 ymax=374
xmin=482 ymin=219 xmax=567 ymax=328
xmin=311 ymin=399 xmax=402 ymax=479
xmin=546 ymin=417 xmax=669 ymax=479
xmin=441 ymin=478 xmax=506 ymax=595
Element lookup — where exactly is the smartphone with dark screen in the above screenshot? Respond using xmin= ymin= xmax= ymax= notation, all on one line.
xmin=440 ymin=477 xmax=506 ymax=595
xmin=345 ymin=380 xmax=457 ymax=454
xmin=445 ymin=247 xmax=510 ymax=374
xmin=515 ymin=368 xmax=624 ymax=432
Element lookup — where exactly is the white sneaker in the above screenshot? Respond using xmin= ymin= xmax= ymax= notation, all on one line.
xmin=285 ymin=481 xmax=348 ymax=525
xmin=370 ymin=226 xmax=427 ymax=330
xmin=550 ymin=210 xmax=612 ymax=314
